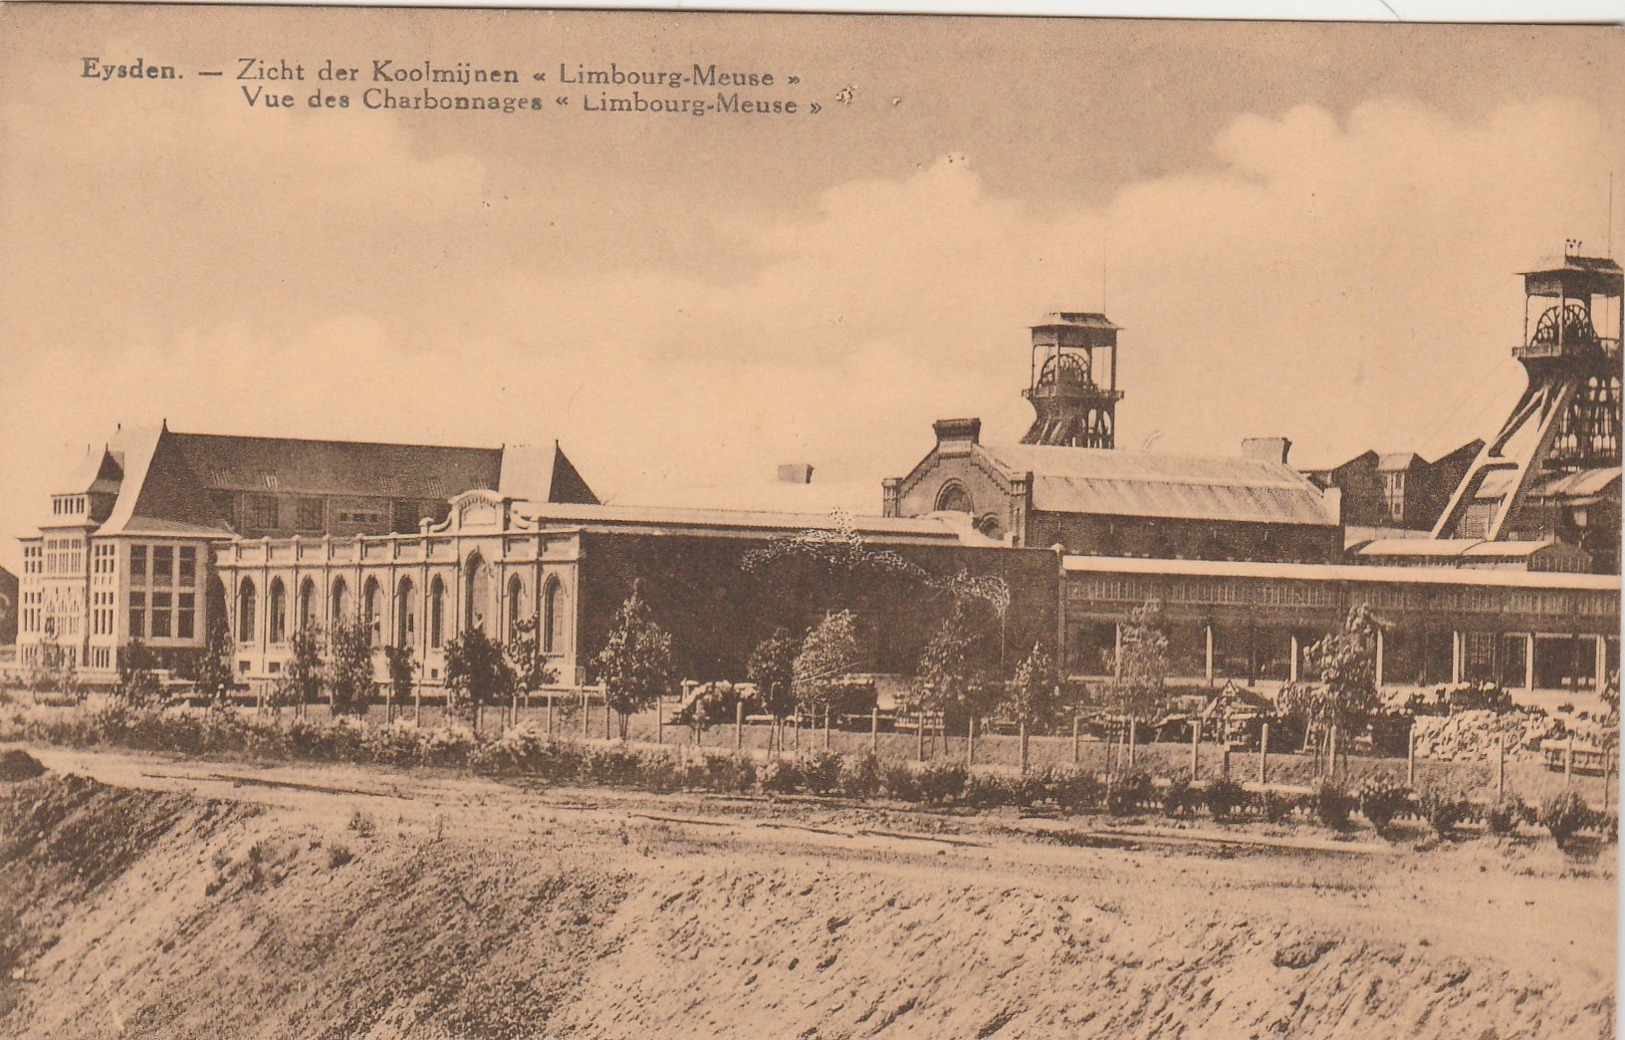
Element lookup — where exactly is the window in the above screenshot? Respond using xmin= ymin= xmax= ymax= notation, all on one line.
xmin=238 ymin=579 xmax=257 ymax=643
xmin=151 ymin=592 xmax=173 ymax=638
xmin=298 ymin=578 xmax=317 ymax=630
xmin=297 ymin=497 xmax=324 ymax=531
xmin=396 ymin=577 xmax=416 ymax=646
xmin=131 ymin=545 xmax=147 ymax=582
xmin=429 ymin=577 xmax=445 ymax=649
xmin=178 ymin=546 xmax=196 ymax=584
xmin=247 ymin=494 xmax=280 ymax=529
xmin=935 ymin=481 xmax=974 ymax=514
xmin=268 ymin=579 xmax=287 ymax=643
xmin=465 ymin=553 xmax=491 ymax=634
xmin=129 ymin=591 xmax=146 ymax=639
xmin=153 ymin=546 xmax=173 ymax=586
xmin=363 ymin=578 xmax=382 ymax=646
xmin=331 ymin=578 xmax=350 ymax=622
xmin=178 ymin=593 xmax=196 ymax=640
xmin=507 ymin=575 xmax=526 ymax=632
xmin=543 ymin=578 xmax=565 ymax=654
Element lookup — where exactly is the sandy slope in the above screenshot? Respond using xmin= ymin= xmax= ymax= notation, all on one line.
xmin=0 ymin=744 xmax=1615 ymax=1040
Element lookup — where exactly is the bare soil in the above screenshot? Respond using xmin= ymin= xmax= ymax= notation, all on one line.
xmin=0 ymin=742 xmax=1615 ymax=1040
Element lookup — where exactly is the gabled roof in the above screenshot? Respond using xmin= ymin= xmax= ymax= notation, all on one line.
xmin=980 ymin=442 xmax=1338 ymax=526
xmin=166 ymin=431 xmax=503 ymax=500
xmin=1378 ymin=452 xmax=1422 ymax=472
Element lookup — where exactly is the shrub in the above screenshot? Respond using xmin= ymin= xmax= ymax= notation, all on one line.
xmin=1051 ymin=769 xmax=1104 ymax=815
xmin=326 ymin=843 xmax=354 ymax=869
xmin=1354 ymin=775 xmax=1412 ymax=834
xmin=760 ymin=758 xmax=802 ymax=795
xmin=347 ymin=810 xmax=375 ymax=837
xmin=961 ymin=771 xmax=1016 ymax=810
xmin=1485 ymin=795 xmax=1530 ymax=836
xmin=838 ymin=754 xmax=884 ymax=800
xmin=1108 ymin=772 xmax=1154 ymax=816
xmin=1315 ymin=782 xmax=1354 ymax=829
xmin=1258 ymin=791 xmax=1301 ymax=824
xmin=702 ymin=753 xmax=757 ymax=794
xmin=1417 ymin=788 xmax=1471 ymax=837
xmin=1204 ymin=777 xmax=1249 ymax=822
xmin=799 ymin=749 xmax=845 ymax=796
xmin=1015 ymin=768 xmax=1057 ymax=811
xmin=1539 ymin=790 xmax=1590 ymax=848
xmin=1162 ymin=778 xmax=1197 ymax=818
xmin=883 ymin=762 xmax=923 ymax=803
xmin=916 ymin=763 xmax=969 ymax=806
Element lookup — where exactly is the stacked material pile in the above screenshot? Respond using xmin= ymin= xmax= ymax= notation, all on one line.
xmin=1411 ymin=710 xmax=1555 ymax=762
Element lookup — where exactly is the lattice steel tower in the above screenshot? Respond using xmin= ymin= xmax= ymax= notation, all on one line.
xmin=1021 ymin=312 xmax=1123 ymax=448
xmin=1433 ymin=247 xmax=1623 ymax=543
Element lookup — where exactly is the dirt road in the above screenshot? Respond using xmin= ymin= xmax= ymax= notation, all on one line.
xmin=2 ymin=742 xmax=1615 ymax=1039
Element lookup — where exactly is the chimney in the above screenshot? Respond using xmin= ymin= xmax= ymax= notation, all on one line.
xmin=777 ymin=463 xmax=814 ymax=485
xmin=933 ymin=417 xmax=982 ymax=457
xmin=1242 ymin=436 xmax=1292 ymax=466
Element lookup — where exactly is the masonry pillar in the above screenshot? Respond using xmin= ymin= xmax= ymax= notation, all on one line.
xmin=1289 ymin=633 xmax=1299 ymax=683
xmin=1595 ymin=634 xmax=1608 ymax=694
xmin=1524 ymin=633 xmax=1536 ymax=693
xmin=1204 ymin=623 xmax=1215 ymax=686
xmin=1374 ymin=628 xmax=1385 ymax=689
xmin=1114 ymin=622 xmax=1123 ymax=680
xmin=1451 ymin=630 xmax=1463 ymax=685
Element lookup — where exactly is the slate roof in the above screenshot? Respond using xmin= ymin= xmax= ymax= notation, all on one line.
xmin=167 ymin=432 xmax=503 ymax=500
xmin=979 ymin=442 xmax=1338 ymax=526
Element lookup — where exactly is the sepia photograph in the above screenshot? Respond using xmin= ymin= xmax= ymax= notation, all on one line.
xmin=0 ymin=4 xmax=1621 ymax=1038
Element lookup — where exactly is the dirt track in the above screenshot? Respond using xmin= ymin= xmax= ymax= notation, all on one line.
xmin=1 ymin=743 xmax=1616 ymax=1039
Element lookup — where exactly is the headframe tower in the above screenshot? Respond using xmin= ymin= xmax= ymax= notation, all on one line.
xmin=1021 ymin=312 xmax=1123 ymax=448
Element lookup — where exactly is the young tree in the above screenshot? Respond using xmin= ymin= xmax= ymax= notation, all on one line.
xmin=594 ymin=588 xmax=677 ymax=739
xmin=444 ymin=627 xmax=512 ymax=728
xmin=194 ymin=613 xmax=236 ymax=709
xmin=1112 ymin=599 xmax=1172 ymax=724
xmin=747 ymin=627 xmax=800 ymax=752
xmin=505 ymin=616 xmax=558 ymax=701
xmin=1285 ymin=603 xmax=1382 ymax=769
xmin=915 ymin=599 xmax=999 ymax=757
xmin=383 ymin=644 xmax=418 ymax=723
xmin=1004 ymin=641 xmax=1057 ymax=773
xmin=117 ymin=638 xmax=161 ymax=709
xmin=325 ymin=619 xmax=373 ymax=717
xmin=794 ymin=610 xmax=864 ymax=738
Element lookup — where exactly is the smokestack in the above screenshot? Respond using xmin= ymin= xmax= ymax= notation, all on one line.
xmin=777 ymin=463 xmax=814 ymax=484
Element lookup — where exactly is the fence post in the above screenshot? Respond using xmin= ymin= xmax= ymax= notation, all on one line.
xmin=1020 ymin=720 xmax=1030 ymax=775
xmin=1328 ymin=725 xmax=1338 ymax=783
xmin=1072 ymin=715 xmax=1081 ymax=766
xmin=1190 ymin=719 xmax=1200 ymax=781
xmin=1128 ymin=719 xmax=1138 ymax=770
xmin=581 ymin=688 xmax=588 ymax=738
xmin=1259 ymin=722 xmax=1269 ymax=785
xmin=1407 ymin=727 xmax=1416 ymax=787
xmin=916 ymin=715 xmax=925 ymax=762
xmin=414 ymin=684 xmax=421 ymax=728
xmin=605 ymin=693 xmax=612 ymax=740
xmin=655 ymin=695 xmax=662 ymax=744
xmin=871 ymin=705 xmax=879 ymax=755
xmin=824 ymin=705 xmax=831 ymax=749
xmin=1495 ymin=735 xmax=1505 ymax=801
xmin=1222 ymin=744 xmax=1230 ymax=780
xmin=1565 ymin=734 xmax=1574 ymax=786
xmin=547 ymin=694 xmax=554 ymax=739
xmin=967 ymin=716 xmax=975 ymax=769
xmin=735 ymin=699 xmax=743 ymax=752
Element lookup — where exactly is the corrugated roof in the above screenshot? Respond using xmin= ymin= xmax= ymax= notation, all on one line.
xmin=1063 ymin=551 xmax=1620 ymax=592
xmin=168 ymin=431 xmax=503 ymax=500
xmin=514 ymin=501 xmax=966 ymax=541
xmin=1533 ymin=467 xmax=1621 ymax=500
xmin=1377 ymin=452 xmax=1421 ymax=472
xmin=981 ymin=442 xmax=1337 ymax=526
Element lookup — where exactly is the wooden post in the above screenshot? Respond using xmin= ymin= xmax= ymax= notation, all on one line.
xmin=1128 ymin=719 xmax=1137 ymax=769
xmin=581 ymin=688 xmax=588 ymax=738
xmin=916 ymin=714 xmax=925 ymax=762
xmin=605 ymin=697 xmax=612 ymax=740
xmin=1072 ymin=715 xmax=1081 ymax=766
xmin=871 ymin=705 xmax=879 ymax=755
xmin=967 ymin=716 xmax=975 ymax=768
xmin=655 ymin=695 xmax=662 ymax=744
xmin=1406 ymin=727 xmax=1416 ymax=787
xmin=1327 ymin=725 xmax=1338 ymax=782
xmin=414 ymin=684 xmax=421 ymax=728
xmin=1604 ymin=751 xmax=1613 ymax=812
xmin=1190 ymin=719 xmax=1200 ymax=781
xmin=1020 ymin=720 xmax=1030 ymax=775
xmin=1259 ymin=722 xmax=1269 ymax=785
xmin=1221 ymin=744 xmax=1231 ymax=780
xmin=824 ymin=705 xmax=831 ymax=749
xmin=735 ymin=699 xmax=743 ymax=752
xmin=1495 ymin=735 xmax=1505 ymax=801
xmin=547 ymin=693 xmax=554 ymax=739
xmin=1565 ymin=734 xmax=1574 ymax=786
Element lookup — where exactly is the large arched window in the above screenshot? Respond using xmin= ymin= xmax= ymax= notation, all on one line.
xmin=507 ymin=574 xmax=526 ymax=634
xmin=396 ymin=576 xmax=417 ymax=647
xmin=298 ymin=577 xmax=318 ymax=631
xmin=363 ymin=577 xmax=382 ymax=646
xmin=237 ymin=578 xmax=257 ymax=644
xmin=465 ymin=552 xmax=492 ymax=634
xmin=543 ymin=576 xmax=565 ymax=655
xmin=935 ymin=480 xmax=974 ymax=514
xmin=268 ymin=578 xmax=287 ymax=644
xmin=330 ymin=577 xmax=350 ymax=623
xmin=429 ymin=576 xmax=446 ymax=649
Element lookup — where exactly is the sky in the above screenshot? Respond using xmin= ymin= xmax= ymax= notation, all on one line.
xmin=1 ymin=7 xmax=1622 ymax=572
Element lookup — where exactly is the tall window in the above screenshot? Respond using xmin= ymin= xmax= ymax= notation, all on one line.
xmin=237 ymin=579 xmax=256 ymax=643
xmin=178 ymin=546 xmax=196 ymax=584
xmin=129 ymin=590 xmax=146 ymax=640
xmin=507 ymin=574 xmax=526 ymax=633
xmin=131 ymin=545 xmax=147 ymax=582
xmin=178 ymin=593 xmax=196 ymax=640
xmin=298 ymin=578 xmax=317 ymax=630
xmin=152 ymin=592 xmax=173 ymax=638
xmin=268 ymin=579 xmax=287 ymax=643
xmin=330 ymin=577 xmax=350 ymax=622
xmin=465 ymin=552 xmax=491 ymax=634
xmin=363 ymin=577 xmax=381 ymax=646
xmin=153 ymin=546 xmax=174 ymax=586
xmin=296 ymin=497 xmax=324 ymax=531
xmin=429 ymin=576 xmax=445 ymax=649
xmin=396 ymin=577 xmax=417 ymax=646
xmin=247 ymin=494 xmax=280 ymax=529
xmin=543 ymin=577 xmax=565 ymax=654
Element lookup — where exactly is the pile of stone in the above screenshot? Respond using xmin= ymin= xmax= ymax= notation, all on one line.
xmin=1411 ymin=710 xmax=1555 ymax=763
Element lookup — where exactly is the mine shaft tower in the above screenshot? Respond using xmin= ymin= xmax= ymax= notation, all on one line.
xmin=1021 ymin=312 xmax=1124 ymax=448
xmin=1433 ymin=247 xmax=1623 ymax=547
